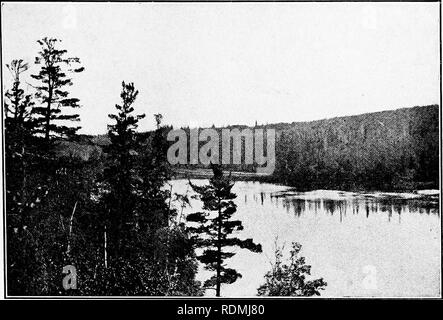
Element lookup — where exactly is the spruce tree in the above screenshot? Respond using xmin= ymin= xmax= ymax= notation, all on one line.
xmin=31 ymin=37 xmax=84 ymax=145
xmin=187 ymin=165 xmax=262 ymax=296
xmin=4 ymin=60 xmax=34 ymax=124
xmin=137 ymin=114 xmax=172 ymax=231
xmin=104 ymin=81 xmax=145 ymax=261
xmin=100 ymin=85 xmax=202 ymax=295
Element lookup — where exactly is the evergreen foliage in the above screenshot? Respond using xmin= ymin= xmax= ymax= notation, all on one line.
xmin=31 ymin=37 xmax=84 ymax=144
xmin=187 ymin=165 xmax=262 ymax=296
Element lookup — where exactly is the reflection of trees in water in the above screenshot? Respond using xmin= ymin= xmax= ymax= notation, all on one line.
xmin=373 ymin=197 xmax=438 ymax=216
xmin=260 ymin=192 xmax=266 ymax=205
xmin=323 ymin=199 xmax=346 ymax=216
xmin=365 ymin=202 xmax=370 ymax=218
xmin=306 ymin=199 xmax=321 ymax=214
xmin=377 ymin=199 xmax=394 ymax=221
xmin=410 ymin=200 xmax=439 ymax=215
xmin=282 ymin=199 xmax=306 ymax=217
xmin=352 ymin=199 xmax=360 ymax=215
xmin=322 ymin=199 xmax=347 ymax=222
xmin=250 ymin=190 xmax=439 ymax=221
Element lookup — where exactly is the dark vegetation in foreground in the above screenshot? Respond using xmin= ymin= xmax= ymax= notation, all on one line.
xmin=5 ymin=39 xmax=201 ymax=295
xmin=5 ymin=37 xmax=328 ymax=297
xmin=187 ymin=165 xmax=263 ymax=296
xmin=258 ymin=242 xmax=327 ymax=296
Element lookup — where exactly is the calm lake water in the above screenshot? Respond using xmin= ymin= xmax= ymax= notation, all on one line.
xmin=171 ymin=179 xmax=440 ymax=297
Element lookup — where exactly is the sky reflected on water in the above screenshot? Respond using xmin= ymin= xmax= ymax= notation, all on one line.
xmin=172 ymin=180 xmax=440 ymax=297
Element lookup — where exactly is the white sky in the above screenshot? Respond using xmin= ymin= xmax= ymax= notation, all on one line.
xmin=1 ymin=2 xmax=440 ymax=134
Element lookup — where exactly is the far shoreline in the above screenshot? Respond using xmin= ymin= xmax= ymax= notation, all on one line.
xmin=171 ymin=168 xmax=440 ymax=199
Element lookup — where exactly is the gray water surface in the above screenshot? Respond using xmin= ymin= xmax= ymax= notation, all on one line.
xmin=171 ymin=179 xmax=440 ymax=297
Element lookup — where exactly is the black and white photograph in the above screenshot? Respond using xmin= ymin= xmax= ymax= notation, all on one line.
xmin=0 ymin=0 xmax=441 ymax=303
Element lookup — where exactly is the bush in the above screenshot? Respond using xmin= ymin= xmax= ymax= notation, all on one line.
xmin=257 ymin=242 xmax=327 ymax=296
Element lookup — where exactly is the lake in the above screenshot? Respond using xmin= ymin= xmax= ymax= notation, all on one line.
xmin=170 ymin=179 xmax=440 ymax=297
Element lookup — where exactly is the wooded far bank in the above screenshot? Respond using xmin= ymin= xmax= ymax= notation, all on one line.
xmin=61 ymin=104 xmax=439 ymax=192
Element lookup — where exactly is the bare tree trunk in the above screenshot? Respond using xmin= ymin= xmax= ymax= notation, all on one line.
xmin=216 ymin=197 xmax=222 ymax=297
xmin=66 ymin=201 xmax=78 ymax=259
xmin=104 ymin=225 xmax=108 ymax=268
xmin=45 ymin=75 xmax=52 ymax=144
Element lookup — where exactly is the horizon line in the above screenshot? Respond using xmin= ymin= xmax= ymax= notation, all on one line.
xmin=77 ymin=103 xmax=439 ymax=136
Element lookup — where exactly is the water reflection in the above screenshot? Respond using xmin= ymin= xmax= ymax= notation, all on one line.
xmin=171 ymin=180 xmax=440 ymax=297
xmin=264 ymin=191 xmax=439 ymax=222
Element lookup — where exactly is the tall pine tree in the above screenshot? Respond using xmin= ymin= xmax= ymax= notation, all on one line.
xmin=31 ymin=37 xmax=84 ymax=145
xmin=103 ymin=81 xmax=145 ymax=261
xmin=187 ymin=165 xmax=262 ymax=296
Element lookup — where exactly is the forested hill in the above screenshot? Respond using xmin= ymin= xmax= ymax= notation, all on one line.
xmin=58 ymin=104 xmax=439 ymax=191
xmin=271 ymin=104 xmax=439 ymax=190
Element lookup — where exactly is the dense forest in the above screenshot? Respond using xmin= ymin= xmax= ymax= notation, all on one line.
xmin=158 ymin=104 xmax=439 ymax=191
xmin=272 ymin=105 xmax=439 ymax=191
xmin=61 ymin=105 xmax=439 ymax=191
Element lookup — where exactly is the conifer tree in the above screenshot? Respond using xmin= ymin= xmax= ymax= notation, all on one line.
xmin=187 ymin=165 xmax=262 ymax=296
xmin=4 ymin=59 xmax=35 ymax=226
xmin=104 ymin=81 xmax=145 ymax=261
xmin=4 ymin=60 xmax=34 ymax=124
xmin=99 ymin=85 xmax=202 ymax=295
xmin=137 ymin=114 xmax=172 ymax=231
xmin=31 ymin=37 xmax=84 ymax=145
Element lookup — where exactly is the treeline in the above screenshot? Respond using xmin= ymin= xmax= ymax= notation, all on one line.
xmin=56 ymin=104 xmax=439 ymax=192
xmin=163 ymin=105 xmax=439 ymax=191
xmin=272 ymin=105 xmax=439 ymax=191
